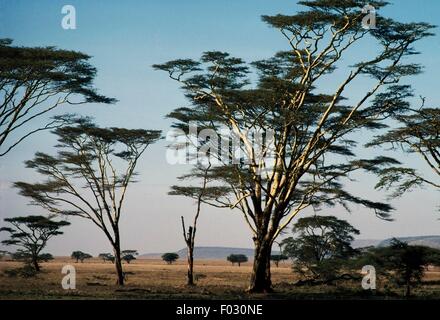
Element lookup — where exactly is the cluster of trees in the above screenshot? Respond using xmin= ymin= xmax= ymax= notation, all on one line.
xmin=281 ymin=215 xmax=440 ymax=296
xmin=71 ymin=251 xmax=92 ymax=263
xmin=0 ymin=0 xmax=438 ymax=294
xmin=71 ymin=250 xmax=138 ymax=264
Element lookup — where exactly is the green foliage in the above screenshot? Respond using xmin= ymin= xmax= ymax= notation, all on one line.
xmin=153 ymin=0 xmax=435 ymax=243
xmin=0 ymin=215 xmax=69 ymax=271
xmin=14 ymin=117 xmax=162 ymax=221
xmin=71 ymin=251 xmax=93 ymax=263
xmin=368 ymin=107 xmax=440 ymax=198
xmin=121 ymin=250 xmax=138 ymax=264
xmin=13 ymin=117 xmax=161 ymax=285
xmin=270 ymin=254 xmax=288 ymax=267
xmin=0 ymin=39 xmax=116 ymax=156
xmin=154 ymin=0 xmax=434 ymax=292
xmin=227 ymin=254 xmax=249 ymax=266
xmin=162 ymin=253 xmax=179 ymax=264
xmin=98 ymin=253 xmax=115 ymax=263
xmin=282 ymin=215 xmax=360 ymax=281
xmin=4 ymin=265 xmax=38 ymax=278
xmin=362 ymin=239 xmax=440 ymax=296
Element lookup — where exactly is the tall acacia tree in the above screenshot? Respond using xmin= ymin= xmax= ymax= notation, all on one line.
xmin=14 ymin=117 xmax=161 ymax=285
xmin=154 ymin=0 xmax=434 ymax=292
xmin=0 ymin=39 xmax=115 ymax=157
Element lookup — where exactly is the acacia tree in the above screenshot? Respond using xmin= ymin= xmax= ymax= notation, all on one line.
xmin=365 ymin=239 xmax=440 ymax=297
xmin=0 ymin=39 xmax=115 ymax=157
xmin=162 ymin=252 xmax=179 ymax=265
xmin=121 ymin=250 xmax=138 ymax=264
xmin=71 ymin=251 xmax=92 ymax=263
xmin=99 ymin=253 xmax=115 ymax=263
xmin=0 ymin=215 xmax=70 ymax=271
xmin=367 ymin=107 xmax=439 ymax=197
xmin=270 ymin=254 xmax=288 ymax=267
xmin=14 ymin=117 xmax=161 ymax=285
xmin=227 ymin=254 xmax=248 ymax=267
xmin=154 ymin=0 xmax=434 ymax=292
xmin=282 ymin=215 xmax=360 ymax=282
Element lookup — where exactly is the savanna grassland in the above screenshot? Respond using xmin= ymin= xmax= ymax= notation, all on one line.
xmin=1 ymin=258 xmax=440 ymax=300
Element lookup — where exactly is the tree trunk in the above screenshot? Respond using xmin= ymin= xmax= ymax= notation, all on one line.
xmin=32 ymin=258 xmax=40 ymax=272
xmin=248 ymin=238 xmax=273 ymax=293
xmin=405 ymin=282 xmax=411 ymax=297
xmin=187 ymin=245 xmax=195 ymax=286
xmin=112 ymin=233 xmax=124 ymax=286
xmin=113 ymin=248 xmax=124 ymax=285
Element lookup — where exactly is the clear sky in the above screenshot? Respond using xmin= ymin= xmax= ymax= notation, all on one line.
xmin=0 ymin=0 xmax=439 ymax=256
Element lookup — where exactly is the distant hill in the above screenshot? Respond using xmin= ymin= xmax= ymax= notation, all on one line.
xmin=140 ymin=246 xmax=280 ymax=260
xmin=140 ymin=237 xmax=440 ymax=260
xmin=378 ymin=236 xmax=440 ymax=249
xmin=351 ymin=239 xmax=382 ymax=248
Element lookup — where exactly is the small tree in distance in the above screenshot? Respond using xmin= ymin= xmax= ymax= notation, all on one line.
xmin=270 ymin=255 xmax=288 ymax=267
xmin=121 ymin=250 xmax=138 ymax=264
xmin=162 ymin=253 xmax=179 ymax=265
xmin=99 ymin=253 xmax=115 ymax=263
xmin=227 ymin=254 xmax=248 ymax=267
xmin=0 ymin=215 xmax=70 ymax=271
xmin=71 ymin=251 xmax=92 ymax=263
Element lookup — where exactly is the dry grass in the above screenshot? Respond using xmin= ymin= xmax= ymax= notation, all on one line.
xmin=1 ymin=258 xmax=440 ymax=299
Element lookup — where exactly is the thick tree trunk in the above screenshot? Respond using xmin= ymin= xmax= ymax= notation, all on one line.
xmin=187 ymin=245 xmax=195 ymax=286
xmin=113 ymin=247 xmax=124 ymax=286
xmin=248 ymin=238 xmax=273 ymax=293
xmin=112 ymin=232 xmax=124 ymax=286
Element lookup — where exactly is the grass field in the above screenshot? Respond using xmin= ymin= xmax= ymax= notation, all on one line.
xmin=1 ymin=258 xmax=440 ymax=299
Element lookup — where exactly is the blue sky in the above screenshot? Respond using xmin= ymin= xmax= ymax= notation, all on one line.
xmin=0 ymin=0 xmax=439 ymax=255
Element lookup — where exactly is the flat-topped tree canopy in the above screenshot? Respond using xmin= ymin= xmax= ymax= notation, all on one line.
xmin=0 ymin=215 xmax=70 ymax=271
xmin=154 ymin=0 xmax=435 ymax=292
xmin=13 ymin=116 xmax=161 ymax=285
xmin=0 ymin=39 xmax=116 ymax=156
